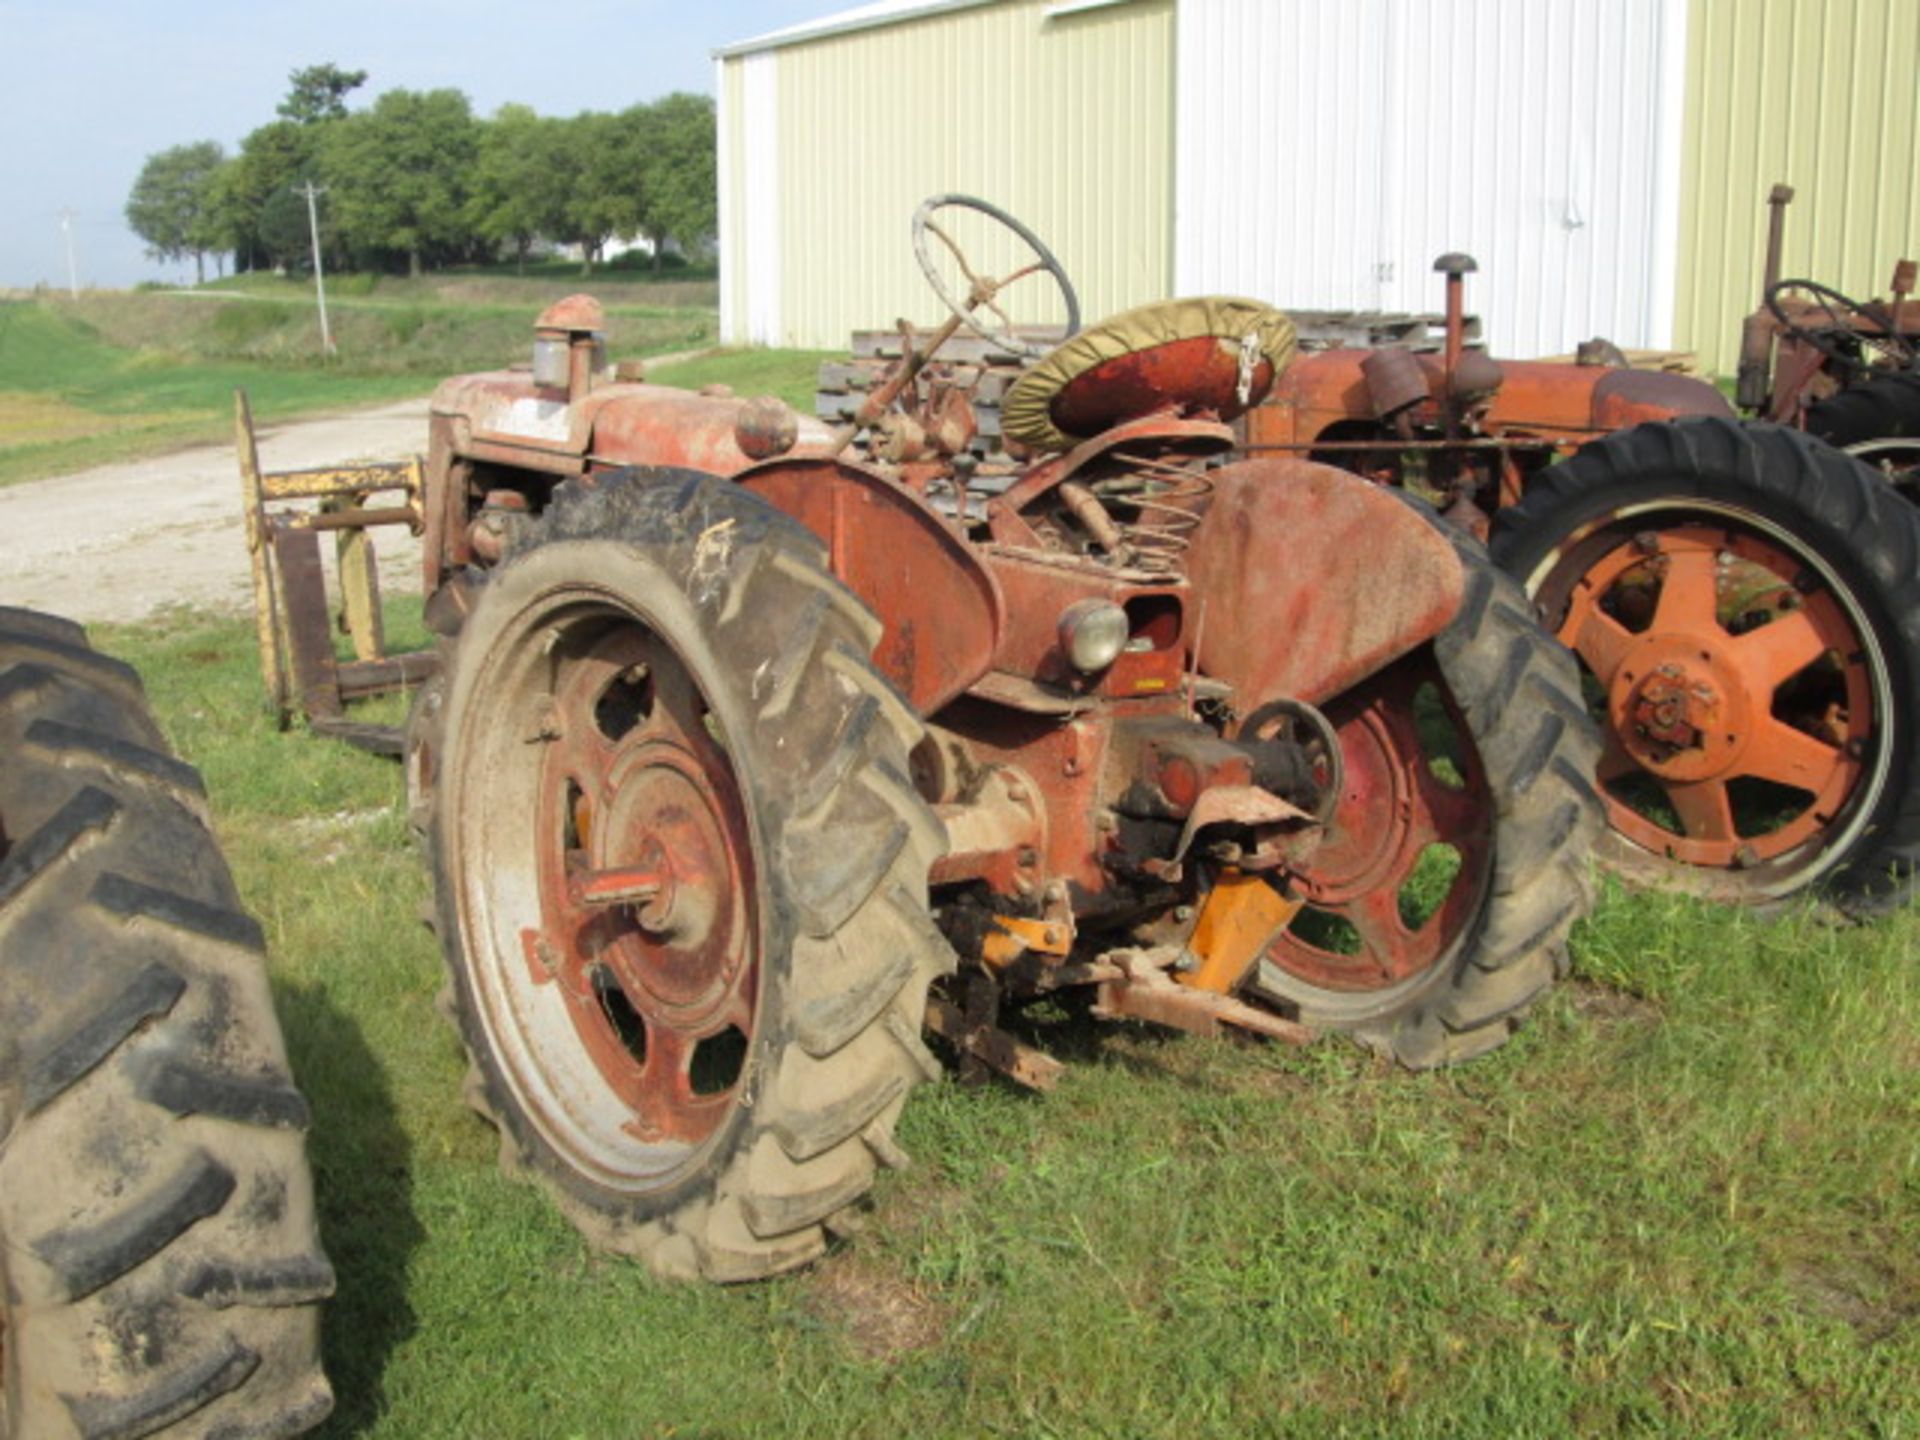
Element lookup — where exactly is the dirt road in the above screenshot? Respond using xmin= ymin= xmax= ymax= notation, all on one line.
xmin=0 ymin=398 xmax=431 ymax=624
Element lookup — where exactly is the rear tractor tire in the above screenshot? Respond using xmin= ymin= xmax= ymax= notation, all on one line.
xmin=1805 ymin=371 xmax=1920 ymax=502
xmin=1804 ymin=371 xmax=1920 ymax=450
xmin=428 ymin=470 xmax=955 ymax=1281
xmin=1491 ymin=416 xmax=1920 ymax=916
xmin=0 ymin=608 xmax=333 ymax=1439
xmin=1244 ymin=521 xmax=1604 ymax=1067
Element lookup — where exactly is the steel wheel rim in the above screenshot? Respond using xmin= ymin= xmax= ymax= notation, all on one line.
xmin=449 ymin=586 xmax=761 ymax=1194
xmin=1526 ymin=498 xmax=1893 ymax=897
xmin=1259 ymin=652 xmax=1496 ymax=1008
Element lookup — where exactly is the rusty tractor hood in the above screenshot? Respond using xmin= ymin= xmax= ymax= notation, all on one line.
xmin=430 ymin=370 xmax=836 ymax=478
xmin=1264 ymin=348 xmax=1733 ymax=444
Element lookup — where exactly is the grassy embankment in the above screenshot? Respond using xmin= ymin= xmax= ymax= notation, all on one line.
xmin=0 ymin=269 xmax=827 ymax=488
xmin=94 ymin=594 xmax=1920 ymax=1437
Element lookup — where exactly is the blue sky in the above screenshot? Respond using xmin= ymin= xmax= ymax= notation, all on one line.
xmin=0 ymin=0 xmax=833 ymax=288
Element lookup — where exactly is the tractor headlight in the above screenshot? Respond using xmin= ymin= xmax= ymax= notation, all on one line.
xmin=532 ymin=336 xmax=569 ymax=389
xmin=1059 ymin=600 xmax=1129 ymax=673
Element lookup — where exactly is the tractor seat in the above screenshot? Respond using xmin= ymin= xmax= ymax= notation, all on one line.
xmin=1001 ymin=296 xmax=1297 ymax=453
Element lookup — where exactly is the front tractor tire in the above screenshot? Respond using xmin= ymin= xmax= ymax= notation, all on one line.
xmin=1245 ymin=525 xmax=1604 ymax=1067
xmin=0 ymin=609 xmax=333 ymax=1439
xmin=1491 ymin=416 xmax=1920 ymax=916
xmin=429 ymin=471 xmax=955 ymax=1282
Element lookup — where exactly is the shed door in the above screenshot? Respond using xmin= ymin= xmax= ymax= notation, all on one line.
xmin=1174 ymin=0 xmax=1688 ymax=357
xmin=1174 ymin=0 xmax=1399 ymax=314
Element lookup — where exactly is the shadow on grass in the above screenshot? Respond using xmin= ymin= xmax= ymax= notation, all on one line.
xmin=958 ymin=986 xmax=1196 ymax=1082
xmin=275 ymin=978 xmax=423 ymax=1436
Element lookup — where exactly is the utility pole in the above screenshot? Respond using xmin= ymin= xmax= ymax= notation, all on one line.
xmin=297 ymin=182 xmax=334 ymax=355
xmin=56 ymin=209 xmax=79 ymax=298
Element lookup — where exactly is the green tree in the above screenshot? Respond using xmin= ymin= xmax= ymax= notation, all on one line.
xmin=257 ymin=187 xmax=319 ymax=274
xmin=321 ymin=88 xmax=479 ymax=276
xmin=634 ymin=93 xmax=716 ymax=268
xmin=124 ymin=140 xmax=227 ymax=282
xmin=222 ymin=121 xmax=319 ymax=271
xmin=468 ymin=104 xmax=569 ymax=273
xmin=279 ymin=63 xmax=368 ymax=124
xmin=558 ymin=111 xmax=632 ymax=275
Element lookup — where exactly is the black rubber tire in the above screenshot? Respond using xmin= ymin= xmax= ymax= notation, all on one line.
xmin=1805 ymin=372 xmax=1920 ymax=449
xmin=430 ymin=470 xmax=956 ymax=1282
xmin=0 ymin=608 xmax=333 ymax=1439
xmin=1491 ymin=416 xmax=1920 ymax=916
xmin=1246 ymin=523 xmax=1604 ymax=1068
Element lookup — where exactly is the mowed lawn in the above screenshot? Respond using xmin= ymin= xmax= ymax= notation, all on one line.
xmin=102 ymin=596 xmax=1919 ymax=1439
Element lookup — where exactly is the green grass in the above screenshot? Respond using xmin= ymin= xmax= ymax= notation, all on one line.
xmin=0 ymin=270 xmax=724 ymax=487
xmin=0 ymin=302 xmax=434 ymax=485
xmin=93 ymin=606 xmax=1920 ymax=1439
xmin=646 ymin=347 xmax=837 ymax=414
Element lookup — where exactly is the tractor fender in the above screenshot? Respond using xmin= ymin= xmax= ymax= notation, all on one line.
xmin=1588 ymin=368 xmax=1734 ymax=430
xmin=736 ymin=455 xmax=1004 ymax=715
xmin=1187 ymin=458 xmax=1465 ymax=708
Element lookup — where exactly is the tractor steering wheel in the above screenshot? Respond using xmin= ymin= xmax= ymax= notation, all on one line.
xmin=1766 ymin=277 xmax=1917 ymax=375
xmin=912 ymin=194 xmax=1081 ymax=359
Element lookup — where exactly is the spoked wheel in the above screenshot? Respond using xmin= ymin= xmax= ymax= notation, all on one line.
xmin=1265 ymin=656 xmax=1495 ymax=991
xmin=526 ymin=620 xmax=759 ymax=1151
xmin=1245 ymin=530 xmax=1603 ymax=1068
xmin=1492 ymin=416 xmax=1920 ymax=915
xmin=431 ymin=470 xmax=954 ymax=1281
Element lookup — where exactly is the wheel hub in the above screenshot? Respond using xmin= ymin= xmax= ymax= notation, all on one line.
xmin=594 ymin=742 xmax=744 ymax=1029
xmin=1265 ymin=656 xmax=1494 ymax=995
xmin=1610 ymin=636 xmax=1750 ymax=781
xmin=1294 ymin=706 xmax=1415 ymax=907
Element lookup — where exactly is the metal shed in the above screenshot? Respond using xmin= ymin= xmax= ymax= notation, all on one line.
xmin=717 ymin=0 xmax=1918 ymax=373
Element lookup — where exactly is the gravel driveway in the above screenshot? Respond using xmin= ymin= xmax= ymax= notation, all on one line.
xmin=0 ymin=398 xmax=432 ymax=624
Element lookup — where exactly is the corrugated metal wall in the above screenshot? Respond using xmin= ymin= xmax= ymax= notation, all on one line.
xmin=1174 ymin=0 xmax=1689 ymax=358
xmin=719 ymin=0 xmax=1175 ymax=349
xmin=1675 ymin=0 xmax=1920 ymax=377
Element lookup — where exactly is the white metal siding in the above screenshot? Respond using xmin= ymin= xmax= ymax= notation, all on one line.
xmin=1174 ymin=0 xmax=1690 ymax=357
xmin=741 ymin=51 xmax=783 ymax=346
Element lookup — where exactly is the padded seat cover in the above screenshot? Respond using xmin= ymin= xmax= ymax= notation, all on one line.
xmin=1001 ymin=296 xmax=1297 ymax=453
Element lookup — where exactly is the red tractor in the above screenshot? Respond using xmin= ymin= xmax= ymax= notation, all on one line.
xmin=1735 ymin=181 xmax=1920 ymax=494
xmin=342 ymin=196 xmax=1604 ymax=1280
xmin=1240 ymin=250 xmax=1920 ymax=916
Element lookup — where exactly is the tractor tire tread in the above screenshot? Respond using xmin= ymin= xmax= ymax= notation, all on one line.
xmin=1806 ymin=372 xmax=1920 ymax=448
xmin=1362 ymin=520 xmax=1602 ymax=1066
xmin=0 ymin=613 xmax=332 ymax=1439
xmin=437 ymin=470 xmax=953 ymax=1282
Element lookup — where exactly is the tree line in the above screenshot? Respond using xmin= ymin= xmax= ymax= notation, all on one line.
xmin=126 ymin=65 xmax=717 ymax=282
